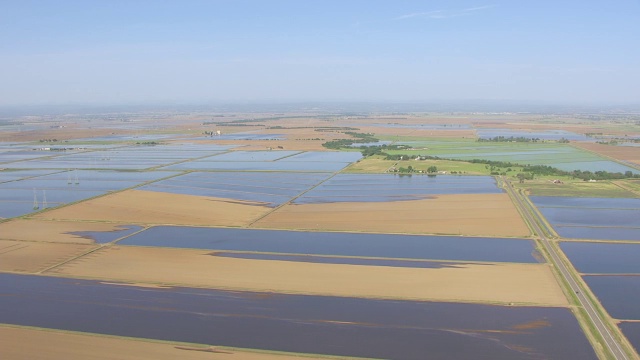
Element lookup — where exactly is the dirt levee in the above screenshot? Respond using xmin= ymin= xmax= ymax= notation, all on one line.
xmin=0 ymin=325 xmax=322 ymax=360
xmin=34 ymin=190 xmax=272 ymax=226
xmin=254 ymin=194 xmax=531 ymax=237
xmin=0 ymin=240 xmax=95 ymax=273
xmin=49 ymin=246 xmax=567 ymax=306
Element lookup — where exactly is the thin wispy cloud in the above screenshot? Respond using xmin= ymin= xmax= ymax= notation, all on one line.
xmin=394 ymin=4 xmax=496 ymax=21
xmin=463 ymin=5 xmax=496 ymax=12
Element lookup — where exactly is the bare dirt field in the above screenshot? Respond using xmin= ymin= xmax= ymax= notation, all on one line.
xmin=0 ymin=240 xmax=94 ymax=273
xmin=0 ymin=219 xmax=135 ymax=244
xmin=0 ymin=326 xmax=324 ymax=360
xmin=48 ymin=246 xmax=566 ymax=306
xmin=573 ymin=142 xmax=640 ymax=166
xmin=358 ymin=126 xmax=477 ymax=139
xmin=33 ymin=190 xmax=272 ymax=226
xmin=253 ymin=194 xmax=531 ymax=237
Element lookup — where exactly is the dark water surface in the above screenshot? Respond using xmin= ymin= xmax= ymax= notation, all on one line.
xmin=0 ymin=273 xmax=596 ymax=360
xmin=620 ymin=322 xmax=640 ymax=355
xmin=583 ymin=276 xmax=640 ymax=320
xmin=120 ymin=227 xmax=540 ymax=263
xmin=561 ymin=242 xmax=640 ymax=273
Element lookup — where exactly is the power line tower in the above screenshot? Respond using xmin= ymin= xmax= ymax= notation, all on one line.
xmin=32 ymin=189 xmax=39 ymax=210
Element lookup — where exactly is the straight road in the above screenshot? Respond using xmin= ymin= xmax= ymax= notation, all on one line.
xmin=502 ymin=176 xmax=632 ymax=360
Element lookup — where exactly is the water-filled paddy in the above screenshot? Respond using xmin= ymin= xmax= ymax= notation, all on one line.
xmin=532 ymin=196 xmax=640 ymax=241
xmin=0 ymin=169 xmax=61 ymax=183
xmin=531 ymin=196 xmax=640 ymax=209
xmin=476 ymin=129 xmax=591 ymax=141
xmin=283 ymin=151 xmax=363 ymax=162
xmin=295 ymin=174 xmax=502 ymax=203
xmin=619 ymin=322 xmax=640 ymax=355
xmin=0 ymin=170 xmax=176 ymax=218
xmin=120 ymin=226 xmax=540 ymax=263
xmin=0 ymin=273 xmax=597 ymax=360
xmin=561 ymin=242 xmax=640 ymax=273
xmin=163 ymin=160 xmax=350 ymax=172
xmin=554 ymin=226 xmax=640 ymax=242
xmin=583 ymin=276 xmax=640 ymax=320
xmin=139 ymin=171 xmax=330 ymax=206
xmin=204 ymin=150 xmax=300 ymax=161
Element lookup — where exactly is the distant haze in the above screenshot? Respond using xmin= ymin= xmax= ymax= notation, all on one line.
xmin=1 ymin=1 xmax=639 ymax=107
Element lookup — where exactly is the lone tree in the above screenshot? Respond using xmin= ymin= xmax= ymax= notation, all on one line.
xmin=427 ymin=166 xmax=438 ymax=173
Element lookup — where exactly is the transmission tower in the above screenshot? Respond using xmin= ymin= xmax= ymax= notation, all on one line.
xmin=32 ymin=189 xmax=39 ymax=210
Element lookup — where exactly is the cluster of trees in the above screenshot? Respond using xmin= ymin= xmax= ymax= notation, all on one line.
xmin=322 ymin=132 xmax=378 ymax=149
xmin=39 ymin=139 xmax=58 ymax=142
xmin=135 ymin=141 xmax=159 ymax=145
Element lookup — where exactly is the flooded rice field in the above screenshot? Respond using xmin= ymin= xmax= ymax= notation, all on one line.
xmin=120 ymin=226 xmax=540 ymax=263
xmin=3 ymin=145 xmax=233 ymax=170
xmin=161 ymin=151 xmax=361 ymax=172
xmin=204 ymin=150 xmax=300 ymax=161
xmin=476 ymin=129 xmax=591 ymax=141
xmin=139 ymin=171 xmax=330 ymax=206
xmin=0 ymin=170 xmax=175 ymax=218
xmin=531 ymin=196 xmax=640 ymax=241
xmin=619 ymin=322 xmax=640 ymax=355
xmin=294 ymin=174 xmax=501 ymax=204
xmin=163 ymin=160 xmax=352 ymax=172
xmin=0 ymin=169 xmax=62 ymax=183
xmin=561 ymin=242 xmax=640 ymax=274
xmin=0 ymin=273 xmax=596 ymax=360
xmin=583 ymin=276 xmax=640 ymax=320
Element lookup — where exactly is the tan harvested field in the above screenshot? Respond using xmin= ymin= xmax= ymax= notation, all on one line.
xmin=0 ymin=219 xmax=138 ymax=244
xmin=253 ymin=194 xmax=531 ymax=237
xmin=0 ymin=326 xmax=325 ymax=360
xmin=49 ymin=246 xmax=566 ymax=306
xmin=34 ymin=190 xmax=272 ymax=226
xmin=573 ymin=142 xmax=640 ymax=166
xmin=0 ymin=239 xmax=94 ymax=273
xmin=358 ymin=126 xmax=477 ymax=138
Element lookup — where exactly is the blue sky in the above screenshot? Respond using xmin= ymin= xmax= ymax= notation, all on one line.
xmin=1 ymin=0 xmax=639 ymax=106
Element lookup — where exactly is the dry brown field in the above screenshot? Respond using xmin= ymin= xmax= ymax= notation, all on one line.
xmin=253 ymin=194 xmax=531 ymax=237
xmin=34 ymin=190 xmax=272 ymax=226
xmin=357 ymin=126 xmax=477 ymax=138
xmin=0 ymin=326 xmax=325 ymax=360
xmin=48 ymin=246 xmax=566 ymax=306
xmin=0 ymin=239 xmax=94 ymax=273
xmin=0 ymin=219 xmax=137 ymax=244
xmin=573 ymin=142 xmax=640 ymax=166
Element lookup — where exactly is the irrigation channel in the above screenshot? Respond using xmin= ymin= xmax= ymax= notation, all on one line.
xmin=502 ymin=176 xmax=632 ymax=360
